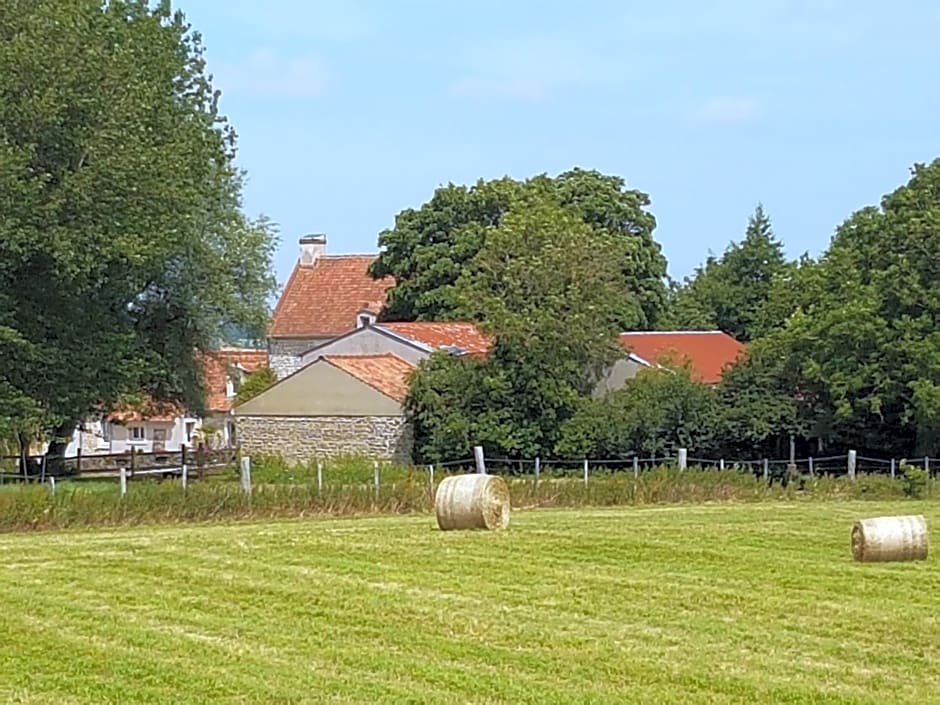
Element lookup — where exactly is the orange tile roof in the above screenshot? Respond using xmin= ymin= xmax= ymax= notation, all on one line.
xmin=269 ymin=256 xmax=394 ymax=338
xmin=380 ymin=321 xmax=492 ymax=355
xmin=324 ymin=354 xmax=416 ymax=403
xmin=618 ymin=331 xmax=745 ymax=384
xmin=202 ymin=348 xmax=268 ymax=413
xmin=107 ymin=399 xmax=185 ymax=424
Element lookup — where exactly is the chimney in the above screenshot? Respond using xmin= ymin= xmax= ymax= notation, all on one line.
xmin=299 ymin=234 xmax=326 ymax=265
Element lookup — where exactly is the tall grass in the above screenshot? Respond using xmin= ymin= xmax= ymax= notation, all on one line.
xmin=0 ymin=462 xmax=931 ymax=533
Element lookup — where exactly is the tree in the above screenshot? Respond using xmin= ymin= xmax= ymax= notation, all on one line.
xmin=556 ymin=366 xmax=720 ymax=459
xmin=405 ymin=200 xmax=638 ymax=461
xmin=234 ymin=367 xmax=278 ymax=406
xmin=661 ymin=204 xmax=792 ymax=341
xmin=719 ymin=160 xmax=940 ymax=456
xmin=371 ymin=169 xmax=667 ymax=329
xmin=0 ymin=1 xmax=277 ymax=465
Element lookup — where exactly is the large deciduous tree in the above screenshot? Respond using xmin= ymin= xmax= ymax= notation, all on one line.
xmin=0 ymin=0 xmax=277 ymax=462
xmin=371 ymin=169 xmax=667 ymax=329
xmin=405 ymin=200 xmax=639 ymax=462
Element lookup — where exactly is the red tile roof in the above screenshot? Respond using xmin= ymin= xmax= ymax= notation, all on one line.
xmin=269 ymin=256 xmax=394 ymax=338
xmin=202 ymin=348 xmax=268 ymax=413
xmin=380 ymin=321 xmax=492 ymax=355
xmin=107 ymin=399 xmax=185 ymax=424
xmin=324 ymin=354 xmax=416 ymax=403
xmin=618 ymin=331 xmax=745 ymax=384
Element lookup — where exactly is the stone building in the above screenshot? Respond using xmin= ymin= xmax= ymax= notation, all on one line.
xmin=266 ymin=234 xmax=394 ymax=379
xmin=234 ymin=353 xmax=415 ymax=463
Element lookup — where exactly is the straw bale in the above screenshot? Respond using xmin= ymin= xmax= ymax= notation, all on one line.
xmin=435 ymin=474 xmax=510 ymax=531
xmin=851 ymin=515 xmax=928 ymax=562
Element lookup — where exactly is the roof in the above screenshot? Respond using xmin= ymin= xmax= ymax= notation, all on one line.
xmin=618 ymin=331 xmax=745 ymax=384
xmin=269 ymin=255 xmax=394 ymax=338
xmin=379 ymin=321 xmax=491 ymax=355
xmin=322 ymin=354 xmax=416 ymax=403
xmin=202 ymin=348 xmax=268 ymax=413
xmin=107 ymin=399 xmax=184 ymax=424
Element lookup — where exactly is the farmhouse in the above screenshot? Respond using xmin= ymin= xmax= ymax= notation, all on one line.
xmin=234 ymin=354 xmax=415 ymax=463
xmin=267 ymin=234 xmax=394 ymax=379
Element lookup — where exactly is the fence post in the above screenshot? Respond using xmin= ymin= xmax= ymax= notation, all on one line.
xmin=76 ymin=447 xmax=82 ymax=475
xmin=926 ymin=456 xmax=931 ymax=476
xmin=48 ymin=476 xmax=56 ymax=497
xmin=317 ymin=461 xmax=323 ymax=493
xmin=119 ymin=466 xmax=127 ymax=497
xmin=130 ymin=447 xmax=136 ymax=477
xmin=719 ymin=458 xmax=725 ymax=471
xmin=428 ymin=464 xmax=435 ymax=491
xmin=890 ymin=458 xmax=896 ymax=480
xmin=583 ymin=458 xmax=589 ymax=487
xmin=534 ymin=457 xmax=540 ymax=486
xmin=181 ymin=461 xmax=188 ymax=490
xmin=240 ymin=456 xmax=252 ymax=496
xmin=808 ymin=456 xmax=814 ymax=477
xmin=847 ymin=450 xmax=857 ymax=480
xmin=762 ymin=459 xmax=769 ymax=481
xmin=473 ymin=446 xmax=486 ymax=474
xmin=633 ymin=456 xmax=639 ymax=478
xmin=677 ymin=448 xmax=688 ymax=471
xmin=373 ymin=460 xmax=380 ymax=492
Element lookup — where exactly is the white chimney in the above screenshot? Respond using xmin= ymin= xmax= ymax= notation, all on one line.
xmin=299 ymin=234 xmax=326 ymax=265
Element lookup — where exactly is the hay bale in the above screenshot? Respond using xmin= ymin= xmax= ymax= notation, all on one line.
xmin=851 ymin=515 xmax=928 ymax=562
xmin=435 ymin=474 xmax=510 ymax=531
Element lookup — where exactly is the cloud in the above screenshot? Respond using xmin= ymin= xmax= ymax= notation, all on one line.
xmin=213 ymin=49 xmax=329 ymax=100
xmin=449 ymin=36 xmax=596 ymax=103
xmin=694 ymin=97 xmax=763 ymax=126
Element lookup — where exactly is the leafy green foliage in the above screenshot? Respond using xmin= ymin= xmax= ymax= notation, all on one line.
xmin=556 ymin=367 xmax=720 ymax=459
xmin=0 ymin=1 xmax=277 ymax=446
xmin=371 ymin=168 xmax=666 ymax=328
xmin=405 ymin=201 xmax=637 ymax=462
xmin=661 ymin=204 xmax=794 ymax=341
xmin=234 ymin=367 xmax=278 ymax=406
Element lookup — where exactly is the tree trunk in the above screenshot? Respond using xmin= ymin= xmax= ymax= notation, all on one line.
xmin=44 ymin=420 xmax=76 ymax=477
xmin=17 ymin=431 xmax=30 ymax=482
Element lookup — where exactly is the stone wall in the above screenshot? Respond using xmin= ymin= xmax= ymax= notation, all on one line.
xmin=237 ymin=415 xmax=413 ymax=464
xmin=268 ymin=337 xmax=330 ymax=379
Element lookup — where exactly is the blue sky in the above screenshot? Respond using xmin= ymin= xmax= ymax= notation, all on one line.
xmin=182 ymin=0 xmax=940 ymax=289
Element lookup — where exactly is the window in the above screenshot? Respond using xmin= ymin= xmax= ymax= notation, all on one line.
xmin=129 ymin=426 xmax=145 ymax=441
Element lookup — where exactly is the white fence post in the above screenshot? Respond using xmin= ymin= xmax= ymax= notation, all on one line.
xmin=926 ymin=456 xmax=931 ymax=476
xmin=181 ymin=462 xmax=188 ymax=490
xmin=534 ymin=457 xmax=540 ymax=486
xmin=583 ymin=459 xmax=589 ymax=487
xmin=890 ymin=458 xmax=896 ymax=480
xmin=48 ymin=476 xmax=56 ymax=497
xmin=427 ymin=464 xmax=434 ymax=490
xmin=240 ymin=456 xmax=252 ymax=496
xmin=633 ymin=456 xmax=639 ymax=478
xmin=373 ymin=460 xmax=380 ymax=490
xmin=473 ymin=446 xmax=486 ymax=474
xmin=808 ymin=456 xmax=814 ymax=477
xmin=317 ymin=461 xmax=323 ymax=493
xmin=678 ymin=448 xmax=688 ymax=471
xmin=848 ymin=450 xmax=857 ymax=480
xmin=762 ymin=459 xmax=769 ymax=481
xmin=719 ymin=458 xmax=725 ymax=471
xmin=119 ymin=466 xmax=127 ymax=497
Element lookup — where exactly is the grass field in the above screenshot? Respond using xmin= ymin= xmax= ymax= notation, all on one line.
xmin=1 ymin=502 xmax=938 ymax=704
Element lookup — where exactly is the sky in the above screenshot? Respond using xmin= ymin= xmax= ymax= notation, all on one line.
xmin=181 ymin=0 xmax=940 ymax=290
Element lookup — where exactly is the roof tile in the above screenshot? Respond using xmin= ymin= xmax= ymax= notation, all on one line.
xmin=380 ymin=321 xmax=491 ymax=355
xmin=202 ymin=348 xmax=268 ymax=413
xmin=269 ymin=256 xmax=394 ymax=338
xmin=323 ymin=354 xmax=416 ymax=403
xmin=619 ymin=331 xmax=745 ymax=384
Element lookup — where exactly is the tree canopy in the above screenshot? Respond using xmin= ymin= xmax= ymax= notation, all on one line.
xmin=371 ymin=169 xmax=667 ymax=329
xmin=0 ymin=0 xmax=277 ymax=453
xmin=660 ymin=204 xmax=793 ymax=341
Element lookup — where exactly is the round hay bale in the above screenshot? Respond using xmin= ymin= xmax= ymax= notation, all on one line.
xmin=851 ymin=515 xmax=928 ymax=563
xmin=434 ymin=474 xmax=510 ymax=531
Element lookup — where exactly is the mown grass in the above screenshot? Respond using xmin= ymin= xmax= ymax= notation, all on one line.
xmin=1 ymin=503 xmax=938 ymax=704
xmin=0 ymin=466 xmax=932 ymax=532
